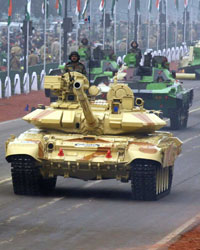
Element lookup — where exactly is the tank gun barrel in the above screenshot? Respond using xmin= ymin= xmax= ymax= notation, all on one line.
xmin=74 ymin=82 xmax=99 ymax=128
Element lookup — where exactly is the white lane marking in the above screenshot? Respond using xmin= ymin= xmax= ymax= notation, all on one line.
xmin=0 ymin=222 xmax=45 ymax=245
xmin=0 ymin=178 xmax=12 ymax=185
xmin=0 ymin=238 xmax=14 ymax=245
xmin=149 ymin=212 xmax=200 ymax=250
xmin=0 ymin=118 xmax=21 ymax=125
xmin=4 ymin=181 xmax=101 ymax=224
xmin=182 ymin=134 xmax=200 ymax=144
xmin=189 ymin=107 xmax=200 ymax=114
xmin=6 ymin=211 xmax=31 ymax=223
xmin=37 ymin=197 xmax=64 ymax=209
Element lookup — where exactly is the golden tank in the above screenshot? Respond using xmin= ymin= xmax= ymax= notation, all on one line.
xmin=5 ymin=72 xmax=182 ymax=200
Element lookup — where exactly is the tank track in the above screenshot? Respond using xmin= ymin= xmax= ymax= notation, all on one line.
xmin=10 ymin=156 xmax=56 ymax=195
xmin=131 ymin=160 xmax=173 ymax=201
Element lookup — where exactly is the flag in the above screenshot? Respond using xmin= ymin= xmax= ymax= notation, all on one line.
xmin=111 ymin=0 xmax=118 ymax=17
xmin=42 ymin=0 xmax=49 ymax=17
xmin=76 ymin=0 xmax=81 ymax=16
xmin=26 ymin=0 xmax=31 ymax=21
xmin=156 ymin=0 xmax=160 ymax=10
xmin=8 ymin=0 xmax=12 ymax=26
xmin=148 ymin=0 xmax=152 ymax=13
xmin=174 ymin=0 xmax=179 ymax=10
xmin=55 ymin=0 xmax=62 ymax=16
xmin=99 ymin=0 xmax=105 ymax=12
xmin=128 ymin=0 xmax=132 ymax=10
xmin=82 ymin=0 xmax=89 ymax=17
xmin=184 ymin=0 xmax=188 ymax=8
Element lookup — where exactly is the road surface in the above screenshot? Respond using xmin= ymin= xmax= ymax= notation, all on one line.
xmin=0 ymin=80 xmax=199 ymax=250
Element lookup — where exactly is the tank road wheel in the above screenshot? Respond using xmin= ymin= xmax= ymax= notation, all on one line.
xmin=131 ymin=160 xmax=173 ymax=201
xmin=11 ymin=156 xmax=57 ymax=195
xmin=170 ymin=108 xmax=188 ymax=130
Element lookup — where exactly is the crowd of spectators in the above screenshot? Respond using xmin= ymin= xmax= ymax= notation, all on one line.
xmin=0 ymin=25 xmax=66 ymax=72
xmin=1 ymin=18 xmax=200 ymax=72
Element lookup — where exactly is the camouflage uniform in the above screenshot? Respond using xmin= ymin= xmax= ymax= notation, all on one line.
xmin=28 ymin=52 xmax=39 ymax=66
xmin=65 ymin=62 xmax=87 ymax=76
xmin=51 ymin=40 xmax=60 ymax=62
xmin=11 ymin=44 xmax=22 ymax=60
xmin=10 ymin=54 xmax=21 ymax=71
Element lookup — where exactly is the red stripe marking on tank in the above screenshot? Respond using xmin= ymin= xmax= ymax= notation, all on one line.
xmin=128 ymin=141 xmax=157 ymax=154
xmin=32 ymin=110 xmax=56 ymax=121
xmin=38 ymin=142 xmax=44 ymax=158
xmin=80 ymin=147 xmax=111 ymax=161
xmin=134 ymin=113 xmax=155 ymax=126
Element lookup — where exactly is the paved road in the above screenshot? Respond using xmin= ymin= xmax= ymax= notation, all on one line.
xmin=0 ymin=80 xmax=200 ymax=250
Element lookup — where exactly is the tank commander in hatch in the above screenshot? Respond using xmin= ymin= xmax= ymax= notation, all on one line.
xmin=128 ymin=40 xmax=142 ymax=67
xmin=65 ymin=51 xmax=87 ymax=76
xmin=79 ymin=37 xmax=91 ymax=60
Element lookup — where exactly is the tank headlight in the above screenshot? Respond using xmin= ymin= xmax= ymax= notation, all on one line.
xmin=74 ymin=82 xmax=81 ymax=89
xmin=47 ymin=142 xmax=54 ymax=151
xmin=135 ymin=98 xmax=144 ymax=107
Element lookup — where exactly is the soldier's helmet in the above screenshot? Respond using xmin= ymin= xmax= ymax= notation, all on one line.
xmin=81 ymin=38 xmax=89 ymax=46
xmin=69 ymin=51 xmax=80 ymax=62
xmin=130 ymin=40 xmax=138 ymax=48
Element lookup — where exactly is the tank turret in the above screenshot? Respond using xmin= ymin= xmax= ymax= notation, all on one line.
xmin=23 ymin=72 xmax=166 ymax=135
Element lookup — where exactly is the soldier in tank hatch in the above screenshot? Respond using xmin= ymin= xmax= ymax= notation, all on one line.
xmin=65 ymin=51 xmax=87 ymax=76
xmin=79 ymin=38 xmax=91 ymax=60
xmin=128 ymin=40 xmax=142 ymax=67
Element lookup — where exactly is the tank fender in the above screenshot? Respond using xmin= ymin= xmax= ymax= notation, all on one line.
xmin=5 ymin=140 xmax=43 ymax=162
xmin=126 ymin=143 xmax=162 ymax=165
xmin=126 ymin=139 xmax=181 ymax=167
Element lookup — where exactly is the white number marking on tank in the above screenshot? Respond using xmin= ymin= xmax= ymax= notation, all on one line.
xmin=75 ymin=143 xmax=100 ymax=148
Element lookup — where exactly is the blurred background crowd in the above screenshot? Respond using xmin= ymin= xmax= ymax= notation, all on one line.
xmin=1 ymin=0 xmax=200 ymax=72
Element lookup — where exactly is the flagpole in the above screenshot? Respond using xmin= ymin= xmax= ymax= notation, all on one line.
xmin=26 ymin=21 xmax=29 ymax=75
xmin=89 ymin=0 xmax=92 ymax=45
xmin=114 ymin=2 xmax=117 ymax=54
xmin=157 ymin=12 xmax=159 ymax=51
xmin=59 ymin=20 xmax=62 ymax=65
xmin=147 ymin=12 xmax=150 ymax=49
xmin=7 ymin=25 xmax=10 ymax=81
xmin=184 ymin=8 xmax=186 ymax=43
xmin=190 ymin=2 xmax=193 ymax=44
xmin=137 ymin=11 xmax=140 ymax=43
xmin=175 ymin=9 xmax=178 ymax=48
xmin=103 ymin=8 xmax=106 ymax=50
xmin=165 ymin=0 xmax=168 ymax=49
xmin=127 ymin=8 xmax=130 ymax=54
xmin=76 ymin=14 xmax=79 ymax=50
xmin=44 ymin=0 xmax=47 ymax=74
